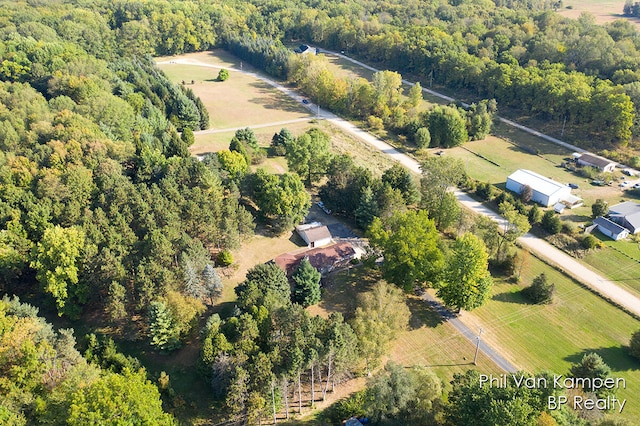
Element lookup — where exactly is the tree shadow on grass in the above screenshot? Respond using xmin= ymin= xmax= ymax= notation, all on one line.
xmin=563 ymin=346 xmax=640 ymax=372
xmin=492 ymin=290 xmax=529 ymax=305
xmin=405 ymin=295 xmax=445 ymax=330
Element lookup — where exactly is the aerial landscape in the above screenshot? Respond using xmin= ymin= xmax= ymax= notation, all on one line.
xmin=3 ymin=0 xmax=640 ymax=425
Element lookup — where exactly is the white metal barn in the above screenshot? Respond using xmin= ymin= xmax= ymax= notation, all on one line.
xmin=506 ymin=169 xmax=572 ymax=207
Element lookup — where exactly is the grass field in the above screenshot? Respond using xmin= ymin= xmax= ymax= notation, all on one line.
xmin=558 ymin=0 xmax=636 ymax=26
xmin=583 ymin=236 xmax=640 ymax=297
xmin=310 ymin=267 xmax=503 ymax=390
xmin=157 ymin=51 xmax=312 ymax=130
xmin=462 ymin=252 xmax=640 ymax=422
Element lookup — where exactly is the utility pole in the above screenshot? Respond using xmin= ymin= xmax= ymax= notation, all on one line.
xmin=473 ymin=328 xmax=483 ymax=365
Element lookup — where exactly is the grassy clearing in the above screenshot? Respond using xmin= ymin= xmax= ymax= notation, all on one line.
xmin=558 ymin=0 xmax=634 ymax=26
xmin=157 ymin=51 xmax=312 ymax=129
xmin=462 ymin=252 xmax=640 ymax=422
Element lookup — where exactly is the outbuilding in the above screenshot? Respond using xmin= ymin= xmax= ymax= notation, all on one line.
xmin=296 ymin=222 xmax=332 ymax=248
xmin=506 ymin=169 xmax=573 ymax=207
xmin=609 ymin=201 xmax=640 ymax=234
xmin=576 ymin=153 xmax=617 ymax=173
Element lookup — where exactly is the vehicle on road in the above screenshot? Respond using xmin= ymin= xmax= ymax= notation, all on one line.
xmin=317 ymin=201 xmax=332 ymax=215
xmin=302 ymin=99 xmax=309 ymax=104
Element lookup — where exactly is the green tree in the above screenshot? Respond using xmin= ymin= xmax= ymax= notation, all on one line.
xmin=351 ymin=281 xmax=410 ymax=373
xmin=202 ymin=264 xmax=223 ymax=304
xmin=522 ymin=273 xmax=555 ymax=304
xmin=30 ymin=225 xmax=85 ymax=317
xmin=446 ymin=370 xmax=553 ymax=426
xmin=293 ymin=258 xmax=321 ymax=307
xmin=235 ymin=262 xmax=291 ymax=310
xmin=541 ymin=210 xmax=562 ymax=234
xmin=528 ymin=204 xmax=542 ymax=225
xmin=247 ymin=170 xmax=311 ymax=233
xmin=630 ymin=330 xmax=640 ymax=361
xmin=367 ymin=210 xmax=444 ymax=291
xmin=67 ymin=369 xmax=176 ymax=425
xmin=181 ymin=127 xmax=195 ymax=146
xmin=355 ymin=186 xmax=380 ymax=229
xmin=407 ymin=82 xmax=423 ymax=108
xmin=420 ymin=156 xmax=465 ymax=230
xmin=217 ymin=149 xmax=249 ymax=181
xmin=592 ymin=199 xmax=609 ymax=218
xmin=414 ymin=126 xmax=431 ymax=148
xmin=218 ymin=68 xmax=230 ymax=81
xmin=426 ymin=105 xmax=468 ymax=147
xmin=148 ymin=301 xmax=180 ymax=351
xmin=381 ymin=163 xmax=420 ymax=205
xmin=437 ymin=233 xmax=493 ymax=311
xmin=569 ymin=353 xmax=613 ymax=397
xmin=285 ymin=128 xmax=332 ymax=185
xmin=271 ymin=128 xmax=294 ymax=156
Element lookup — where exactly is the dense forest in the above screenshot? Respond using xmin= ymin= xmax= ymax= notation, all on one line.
xmin=1 ymin=0 xmax=639 ymax=424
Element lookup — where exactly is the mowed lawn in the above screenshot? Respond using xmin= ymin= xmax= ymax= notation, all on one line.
xmin=583 ymin=237 xmax=640 ymax=297
xmin=156 ymin=50 xmax=312 ymax=130
xmin=462 ymin=252 xmax=640 ymax=422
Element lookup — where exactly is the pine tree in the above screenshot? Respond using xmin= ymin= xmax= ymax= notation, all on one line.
xmin=202 ymin=264 xmax=223 ymax=304
xmin=148 ymin=301 xmax=180 ymax=351
xmin=293 ymin=258 xmax=321 ymax=307
xmin=183 ymin=260 xmax=204 ymax=299
xmin=355 ymin=186 xmax=379 ymax=229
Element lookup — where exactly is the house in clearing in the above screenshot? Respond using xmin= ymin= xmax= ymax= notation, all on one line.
xmin=593 ymin=216 xmax=629 ymax=240
xmin=296 ymin=222 xmax=332 ymax=248
xmin=273 ymin=242 xmax=357 ymax=276
xmin=506 ymin=169 xmax=579 ymax=207
xmin=609 ymin=201 xmax=640 ymax=234
xmin=576 ymin=153 xmax=617 ymax=173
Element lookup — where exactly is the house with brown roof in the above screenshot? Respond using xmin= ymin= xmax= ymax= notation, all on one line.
xmin=274 ymin=242 xmax=357 ymax=276
xmin=576 ymin=153 xmax=617 ymax=173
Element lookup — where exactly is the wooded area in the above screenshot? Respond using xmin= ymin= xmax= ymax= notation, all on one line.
xmin=1 ymin=0 xmax=640 ymax=424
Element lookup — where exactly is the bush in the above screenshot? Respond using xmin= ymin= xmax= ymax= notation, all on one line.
xmin=631 ymin=330 xmax=640 ymax=361
xmin=217 ymin=250 xmax=233 ymax=267
xmin=522 ymin=273 xmax=555 ymax=304
xmin=581 ymin=234 xmax=599 ymax=250
xmin=217 ymin=68 xmax=229 ymax=81
xmin=367 ymin=115 xmax=384 ymax=130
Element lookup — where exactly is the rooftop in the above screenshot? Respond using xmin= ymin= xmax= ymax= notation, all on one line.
xmin=274 ymin=242 xmax=356 ymax=276
xmin=594 ymin=216 xmax=629 ymax=236
xmin=507 ymin=169 xmax=568 ymax=197
xmin=578 ymin=153 xmax=616 ymax=169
